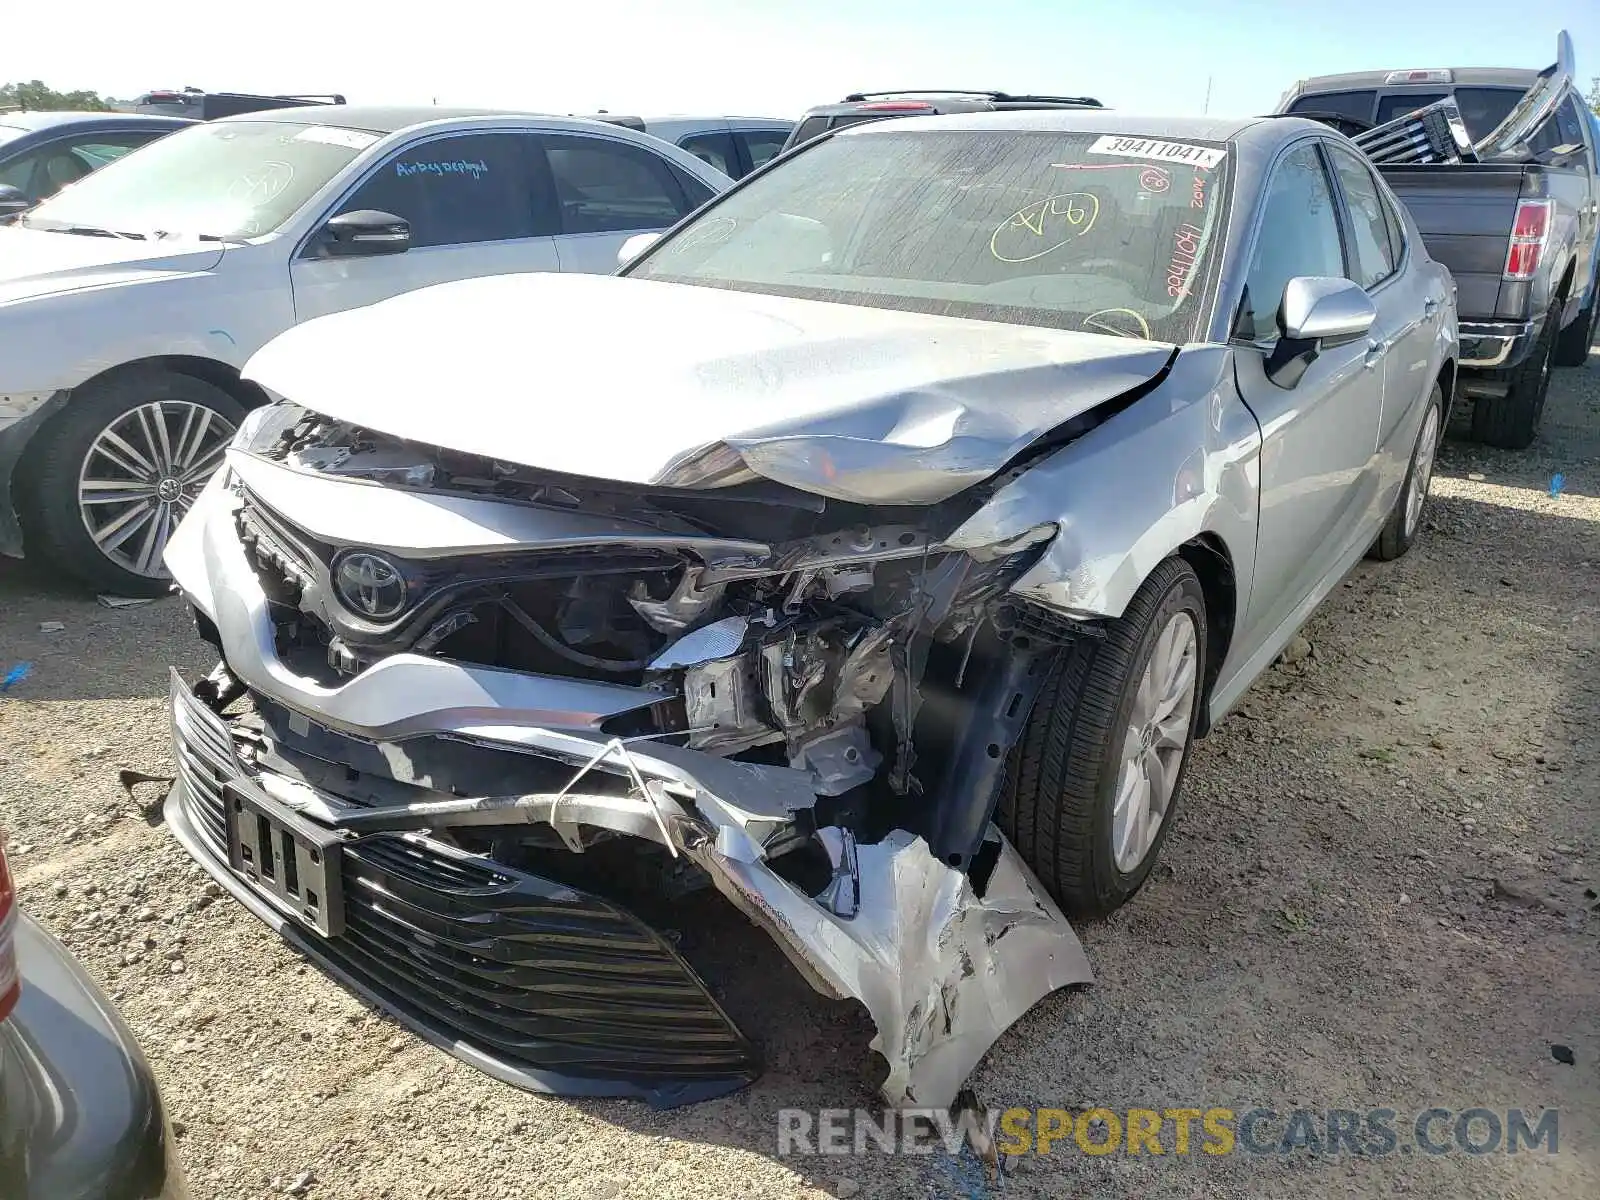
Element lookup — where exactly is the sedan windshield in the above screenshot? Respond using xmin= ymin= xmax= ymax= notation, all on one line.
xmin=629 ymin=129 xmax=1231 ymax=342
xmin=20 ymin=120 xmax=379 ymax=240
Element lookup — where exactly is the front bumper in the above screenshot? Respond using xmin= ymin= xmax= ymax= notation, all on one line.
xmin=161 ymin=457 xmax=1094 ymax=1108
xmin=1458 ymin=319 xmax=1536 ymax=371
xmin=165 ymin=698 xmax=759 ymax=1108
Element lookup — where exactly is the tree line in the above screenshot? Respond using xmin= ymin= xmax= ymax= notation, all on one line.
xmin=1 ymin=81 xmax=114 ymax=112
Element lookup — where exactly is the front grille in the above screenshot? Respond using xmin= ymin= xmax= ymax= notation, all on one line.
xmin=167 ymin=674 xmax=758 ymax=1105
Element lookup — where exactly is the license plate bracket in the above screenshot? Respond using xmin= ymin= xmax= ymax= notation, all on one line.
xmin=223 ymin=780 xmax=345 ymax=937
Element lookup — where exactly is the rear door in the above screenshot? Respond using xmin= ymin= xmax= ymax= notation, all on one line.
xmin=1230 ymin=139 xmax=1388 ymax=667
xmin=289 ymin=129 xmax=560 ymax=322
xmin=1325 ymin=141 xmax=1440 ymax=467
xmin=539 ymin=132 xmax=704 ymax=273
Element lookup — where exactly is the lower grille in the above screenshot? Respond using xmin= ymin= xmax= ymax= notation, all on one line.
xmin=167 ymin=672 xmax=758 ymax=1106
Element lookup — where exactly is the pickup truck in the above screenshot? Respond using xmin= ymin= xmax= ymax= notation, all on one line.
xmin=1275 ymin=33 xmax=1598 ymax=448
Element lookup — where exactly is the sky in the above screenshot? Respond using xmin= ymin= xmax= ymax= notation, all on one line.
xmin=5 ymin=0 xmax=1598 ymax=121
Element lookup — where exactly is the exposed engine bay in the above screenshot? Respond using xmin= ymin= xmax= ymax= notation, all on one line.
xmin=162 ymin=399 xmax=1099 ymax=1108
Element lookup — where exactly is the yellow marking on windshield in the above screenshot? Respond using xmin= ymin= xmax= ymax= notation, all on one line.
xmin=990 ymin=192 xmax=1100 ymax=263
xmin=1085 ymin=309 xmax=1152 ymax=339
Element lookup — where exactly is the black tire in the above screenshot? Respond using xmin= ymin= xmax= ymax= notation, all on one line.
xmin=1471 ymin=304 xmax=1556 ymax=450
xmin=998 ymin=557 xmax=1207 ymax=919
xmin=20 ymin=370 xmax=243 ymax=596
xmin=1369 ymin=384 xmax=1444 ymax=562
xmin=1552 ymin=293 xmax=1597 ymax=368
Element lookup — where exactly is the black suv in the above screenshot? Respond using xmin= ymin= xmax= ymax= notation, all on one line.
xmin=780 ymin=89 xmax=1104 ymax=153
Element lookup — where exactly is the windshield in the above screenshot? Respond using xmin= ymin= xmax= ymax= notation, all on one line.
xmin=21 ymin=120 xmax=379 ymax=240
xmin=628 ymin=129 xmax=1230 ymax=342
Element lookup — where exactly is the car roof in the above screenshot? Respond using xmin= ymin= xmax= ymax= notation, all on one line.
xmin=205 ymin=104 xmax=694 ymax=141
xmin=0 ymin=110 xmax=194 ymax=132
xmin=838 ymin=109 xmax=1265 ymax=142
xmin=211 ymin=104 xmax=520 ymax=133
xmin=1293 ymin=67 xmax=1541 ymax=93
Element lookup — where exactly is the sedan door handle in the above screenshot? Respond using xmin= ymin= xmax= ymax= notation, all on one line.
xmin=1364 ymin=339 xmax=1385 ymax=368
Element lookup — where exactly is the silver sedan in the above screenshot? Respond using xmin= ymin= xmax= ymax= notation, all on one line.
xmin=162 ymin=110 xmax=1457 ymax=1110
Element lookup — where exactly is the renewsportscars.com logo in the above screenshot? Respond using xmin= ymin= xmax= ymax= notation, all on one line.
xmin=777 ymin=1106 xmax=1561 ymax=1158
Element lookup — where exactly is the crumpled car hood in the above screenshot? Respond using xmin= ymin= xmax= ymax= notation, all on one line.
xmin=240 ymin=271 xmax=1173 ymax=504
xmin=0 ymin=225 xmax=225 ymax=307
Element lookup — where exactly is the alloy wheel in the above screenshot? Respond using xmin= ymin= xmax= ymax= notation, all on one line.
xmin=77 ymin=400 xmax=236 ymax=578
xmin=1403 ymin=403 xmax=1441 ymax=540
xmin=1111 ymin=611 xmax=1199 ymax=873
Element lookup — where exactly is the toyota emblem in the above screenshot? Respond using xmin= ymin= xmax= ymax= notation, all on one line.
xmin=333 ymin=552 xmax=407 ymax=620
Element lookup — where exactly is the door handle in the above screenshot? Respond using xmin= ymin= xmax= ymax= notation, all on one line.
xmin=1363 ymin=339 xmax=1384 ymax=369
xmin=1423 ymin=296 xmax=1440 ymax=317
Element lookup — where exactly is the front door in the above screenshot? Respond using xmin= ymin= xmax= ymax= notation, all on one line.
xmin=1229 ymin=139 xmax=1387 ymax=671
xmin=290 ymin=129 xmax=559 ymax=323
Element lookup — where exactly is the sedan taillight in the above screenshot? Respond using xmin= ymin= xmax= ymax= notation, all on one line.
xmin=0 ymin=832 xmax=18 ymax=1021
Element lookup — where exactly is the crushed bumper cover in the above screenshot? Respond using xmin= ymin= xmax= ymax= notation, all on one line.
xmin=161 ymin=459 xmax=1094 ymax=1108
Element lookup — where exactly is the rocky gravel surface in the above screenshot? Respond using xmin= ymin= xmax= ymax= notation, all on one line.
xmin=1 ymin=365 xmax=1597 ymax=1199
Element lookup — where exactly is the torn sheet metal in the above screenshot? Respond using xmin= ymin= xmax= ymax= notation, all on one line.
xmin=695 ymin=825 xmax=1093 ymax=1108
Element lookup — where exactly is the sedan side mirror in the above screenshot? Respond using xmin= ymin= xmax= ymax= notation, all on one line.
xmin=617 ymin=231 xmax=660 ymax=269
xmin=1267 ymin=276 xmax=1377 ymax=388
xmin=318 ymin=209 xmax=411 ymax=257
xmin=0 ymin=184 xmax=31 ymax=219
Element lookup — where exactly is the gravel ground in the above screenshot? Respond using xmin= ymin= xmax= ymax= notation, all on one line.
xmin=1 ymin=362 xmax=1597 ymax=1200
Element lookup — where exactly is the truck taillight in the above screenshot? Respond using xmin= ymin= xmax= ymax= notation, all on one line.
xmin=0 ymin=833 xmax=18 ymax=1022
xmin=1504 ymin=199 xmax=1552 ymax=281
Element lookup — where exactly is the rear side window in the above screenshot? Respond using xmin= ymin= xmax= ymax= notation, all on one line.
xmin=336 ymin=132 xmax=540 ymax=248
xmin=678 ymin=131 xmax=736 ymax=177
xmin=789 ymin=116 xmax=833 ymax=147
xmin=1327 ymin=143 xmax=1396 ymax=288
xmin=1288 ymin=91 xmax=1375 ymax=124
xmin=543 ymin=135 xmax=689 ymax=234
xmin=740 ymin=130 xmax=788 ymax=171
xmin=1237 ymin=142 xmax=1345 ymax=342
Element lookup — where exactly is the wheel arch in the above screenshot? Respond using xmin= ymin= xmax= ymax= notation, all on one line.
xmin=1436 ymin=356 xmax=1458 ymax=426
xmin=11 ymin=356 xmax=267 ymax=503
xmin=1174 ymin=534 xmax=1237 ymax=738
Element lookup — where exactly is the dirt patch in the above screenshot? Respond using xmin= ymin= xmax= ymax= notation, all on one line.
xmin=2 ymin=365 xmax=1596 ymax=1199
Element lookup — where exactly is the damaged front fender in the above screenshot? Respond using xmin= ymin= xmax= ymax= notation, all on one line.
xmin=695 ymin=826 xmax=1091 ymax=1107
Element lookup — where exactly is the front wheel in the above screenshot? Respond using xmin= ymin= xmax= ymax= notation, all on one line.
xmin=998 ymin=557 xmax=1207 ymax=919
xmin=21 ymin=370 xmax=242 ymax=596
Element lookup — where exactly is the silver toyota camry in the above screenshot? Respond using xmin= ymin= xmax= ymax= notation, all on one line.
xmin=161 ymin=111 xmax=1457 ymax=1110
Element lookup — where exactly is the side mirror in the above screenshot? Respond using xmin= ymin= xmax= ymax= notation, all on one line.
xmin=617 ymin=231 xmax=660 ymax=269
xmin=1267 ymin=276 xmax=1377 ymax=388
xmin=0 ymin=184 xmax=31 ymax=219
xmin=318 ymin=209 xmax=410 ymax=257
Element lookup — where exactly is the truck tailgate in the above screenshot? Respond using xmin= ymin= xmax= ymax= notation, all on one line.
xmin=1378 ymin=163 xmax=1529 ymax=321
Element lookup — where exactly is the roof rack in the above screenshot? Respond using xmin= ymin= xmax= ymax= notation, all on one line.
xmin=841 ymin=89 xmax=1102 ymax=107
